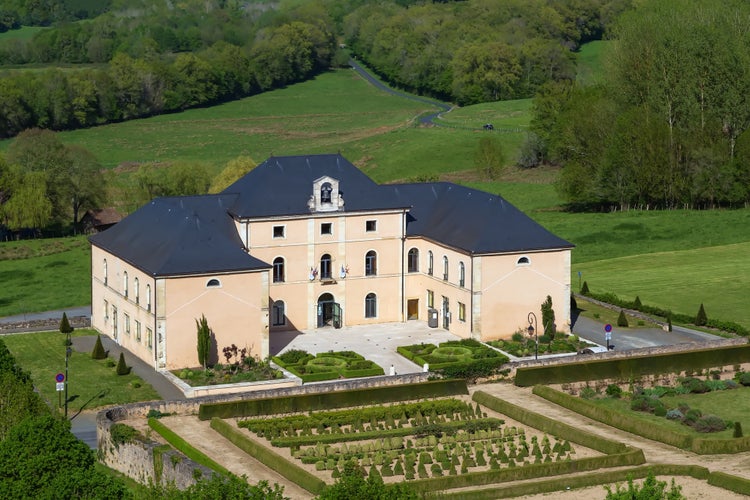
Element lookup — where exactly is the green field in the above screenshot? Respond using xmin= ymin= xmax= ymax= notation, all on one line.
xmin=2 ymin=330 xmax=160 ymax=411
xmin=576 ymin=40 xmax=611 ymax=86
xmin=0 ymin=26 xmax=47 ymax=42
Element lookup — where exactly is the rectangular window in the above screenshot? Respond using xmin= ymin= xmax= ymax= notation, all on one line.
xmin=427 ymin=290 xmax=434 ymax=308
xmin=321 ymin=222 xmax=332 ymax=235
xmin=273 ymin=225 xmax=285 ymax=238
xmin=103 ymin=300 xmax=109 ymax=321
xmin=112 ymin=306 xmax=118 ymax=338
xmin=135 ymin=321 xmax=141 ymax=342
xmin=124 ymin=313 xmax=130 ymax=335
xmin=366 ymin=220 xmax=377 ymax=232
xmin=458 ymin=302 xmax=466 ymax=322
xmin=147 ymin=328 xmax=153 ymax=349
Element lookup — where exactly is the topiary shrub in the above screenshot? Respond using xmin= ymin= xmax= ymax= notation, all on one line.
xmin=115 ymin=352 xmax=131 ymax=375
xmin=695 ymin=303 xmax=708 ymax=326
xmin=633 ymin=296 xmax=642 ymax=309
xmin=734 ymin=422 xmax=744 ymax=438
xmin=617 ymin=309 xmax=629 ymax=327
xmin=91 ymin=335 xmax=106 ymax=359
xmin=580 ymin=281 xmax=589 ymax=294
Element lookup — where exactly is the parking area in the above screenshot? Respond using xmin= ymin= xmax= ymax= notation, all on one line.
xmin=269 ymin=321 xmax=460 ymax=375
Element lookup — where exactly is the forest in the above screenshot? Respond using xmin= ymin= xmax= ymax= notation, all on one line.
xmin=1 ymin=0 xmax=750 ymax=234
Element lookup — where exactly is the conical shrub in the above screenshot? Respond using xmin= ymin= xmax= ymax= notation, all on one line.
xmin=617 ymin=309 xmax=629 ymax=327
xmin=116 ymin=352 xmax=130 ymax=375
xmin=580 ymin=281 xmax=589 ymax=294
xmin=91 ymin=335 xmax=106 ymax=359
xmin=695 ymin=303 xmax=707 ymax=326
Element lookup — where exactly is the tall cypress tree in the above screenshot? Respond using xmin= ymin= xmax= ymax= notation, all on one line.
xmin=695 ymin=303 xmax=708 ymax=326
xmin=196 ymin=314 xmax=211 ymax=370
xmin=541 ymin=295 xmax=555 ymax=339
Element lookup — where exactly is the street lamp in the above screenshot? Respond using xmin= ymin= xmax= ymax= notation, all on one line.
xmin=65 ymin=333 xmax=71 ymax=419
xmin=527 ymin=312 xmax=538 ymax=361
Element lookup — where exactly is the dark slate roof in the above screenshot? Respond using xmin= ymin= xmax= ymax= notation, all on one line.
xmin=222 ymin=154 xmax=409 ymax=218
xmin=89 ymin=195 xmax=269 ymax=277
xmin=388 ymin=182 xmax=574 ymax=255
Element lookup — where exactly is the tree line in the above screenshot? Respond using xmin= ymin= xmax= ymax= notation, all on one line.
xmin=529 ymin=0 xmax=750 ymax=210
xmin=342 ymin=0 xmax=631 ymax=105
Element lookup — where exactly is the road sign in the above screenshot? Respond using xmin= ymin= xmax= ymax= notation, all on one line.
xmin=56 ymin=382 xmax=64 ymax=392
xmin=604 ymin=324 xmax=612 ymax=333
xmin=55 ymin=373 xmax=65 ymax=383
xmin=605 ymin=332 xmax=612 ymax=341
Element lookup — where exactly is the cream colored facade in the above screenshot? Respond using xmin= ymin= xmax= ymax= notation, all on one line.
xmin=90 ymin=155 xmax=572 ymax=371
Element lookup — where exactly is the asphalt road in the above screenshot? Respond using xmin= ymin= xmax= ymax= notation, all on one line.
xmin=572 ymin=314 xmax=721 ymax=350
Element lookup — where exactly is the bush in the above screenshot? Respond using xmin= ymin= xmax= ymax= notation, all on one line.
xmin=605 ymin=384 xmax=622 ymax=398
xmin=115 ymin=352 xmax=130 ymax=376
xmin=735 ymin=422 xmax=744 ymax=438
xmin=91 ymin=335 xmax=106 ymax=360
xmin=738 ymin=372 xmax=750 ymax=386
xmin=694 ymin=415 xmax=727 ymax=433
xmin=617 ymin=310 xmax=629 ymax=327
xmin=682 ymin=377 xmax=709 ymax=394
xmin=511 ymin=332 xmax=525 ymax=342
xmin=633 ymin=296 xmax=642 ymax=309
xmin=666 ymin=409 xmax=684 ymax=421
xmin=580 ymin=387 xmax=597 ymax=399
xmin=581 ymin=281 xmax=589 ymax=294
xmin=696 ymin=303 xmax=708 ymax=326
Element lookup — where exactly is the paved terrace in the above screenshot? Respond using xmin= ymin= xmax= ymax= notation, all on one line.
xmin=270 ymin=321 xmax=460 ymax=376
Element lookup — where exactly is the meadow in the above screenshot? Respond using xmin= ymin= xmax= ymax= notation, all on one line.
xmin=0 ymin=48 xmax=749 ymax=330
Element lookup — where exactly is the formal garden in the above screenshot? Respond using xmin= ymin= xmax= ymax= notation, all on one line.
xmin=487 ymin=332 xmax=596 ymax=357
xmin=272 ymin=349 xmax=384 ymax=382
xmin=397 ymin=339 xmax=509 ymax=380
xmin=173 ymin=343 xmax=283 ymax=386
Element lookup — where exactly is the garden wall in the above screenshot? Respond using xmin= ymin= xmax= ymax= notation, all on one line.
xmin=162 ymin=368 xmax=300 ymax=398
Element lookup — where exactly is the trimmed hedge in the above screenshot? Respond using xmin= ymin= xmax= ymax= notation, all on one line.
xmin=147 ymin=418 xmax=231 ymax=477
xmin=407 ymin=448 xmax=645 ymax=494
xmin=515 ymin=344 xmax=750 ymax=386
xmin=532 ymin=385 xmax=693 ymax=450
xmin=198 ymin=379 xmax=469 ymax=420
xmin=472 ymin=391 xmax=628 ymax=454
xmin=272 ymin=350 xmax=384 ymax=382
xmin=692 ymin=435 xmax=750 ymax=454
xmin=268 ymin=418 xmax=504 ymax=447
xmin=424 ymin=464 xmax=710 ymax=499
xmin=398 ymin=340 xmax=509 ymax=377
xmin=708 ymin=471 xmax=750 ymax=495
xmin=210 ymin=418 xmax=326 ymax=494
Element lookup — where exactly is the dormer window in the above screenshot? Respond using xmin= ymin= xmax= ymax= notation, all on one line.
xmin=321 ymin=182 xmax=332 ymax=204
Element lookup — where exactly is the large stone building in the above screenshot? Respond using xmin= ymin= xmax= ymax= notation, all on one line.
xmin=90 ymin=154 xmax=573 ymax=370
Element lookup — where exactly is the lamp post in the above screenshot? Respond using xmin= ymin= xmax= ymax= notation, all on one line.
xmin=527 ymin=312 xmax=538 ymax=361
xmin=64 ymin=332 xmax=71 ymax=419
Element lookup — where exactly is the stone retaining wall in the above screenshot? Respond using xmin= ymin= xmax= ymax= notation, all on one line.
xmin=98 ymin=371 xmax=431 ymax=487
xmin=0 ymin=315 xmax=90 ymax=334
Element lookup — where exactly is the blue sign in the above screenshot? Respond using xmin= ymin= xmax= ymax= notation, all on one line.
xmin=55 ymin=373 xmax=65 ymax=383
xmin=604 ymin=324 xmax=612 ymax=333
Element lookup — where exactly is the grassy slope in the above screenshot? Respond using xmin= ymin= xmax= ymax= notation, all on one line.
xmin=2 ymin=329 xmax=160 ymax=410
xmin=0 ymin=58 xmax=749 ymax=328
xmin=575 ymin=40 xmax=611 ymax=86
xmin=0 ymin=26 xmax=46 ymax=42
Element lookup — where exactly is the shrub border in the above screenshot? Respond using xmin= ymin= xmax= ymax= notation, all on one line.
xmin=210 ymin=417 xmax=327 ymax=495
xmin=532 ymin=385 xmax=750 ymax=454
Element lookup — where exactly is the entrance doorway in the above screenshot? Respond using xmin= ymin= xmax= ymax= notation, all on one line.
xmin=407 ymin=299 xmax=419 ymax=320
xmin=317 ymin=293 xmax=342 ymax=328
xmin=442 ymin=296 xmax=450 ymax=330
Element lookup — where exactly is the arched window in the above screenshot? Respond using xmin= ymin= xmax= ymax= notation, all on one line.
xmin=123 ymin=271 xmax=128 ymax=298
xmin=459 ymin=262 xmax=465 ymax=288
xmin=103 ymin=259 xmax=108 ymax=286
xmin=407 ymin=248 xmax=419 ymax=273
xmin=134 ymin=277 xmax=140 ymax=304
xmin=365 ymin=293 xmax=377 ymax=318
xmin=206 ymin=278 xmax=221 ymax=287
xmin=272 ymin=300 xmax=286 ymax=326
xmin=517 ymin=256 xmax=530 ymax=265
xmin=320 ymin=254 xmax=332 ymax=279
xmin=146 ymin=284 xmax=152 ymax=312
xmin=443 ymin=256 xmax=449 ymax=281
xmin=365 ymin=250 xmax=377 ymax=276
xmin=273 ymin=257 xmax=285 ymax=283
xmin=428 ymin=251 xmax=434 ymax=276
xmin=321 ymin=182 xmax=332 ymax=204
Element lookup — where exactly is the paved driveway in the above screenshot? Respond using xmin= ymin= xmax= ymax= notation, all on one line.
xmin=572 ymin=315 xmax=721 ymax=350
xmin=270 ymin=321 xmax=460 ymax=376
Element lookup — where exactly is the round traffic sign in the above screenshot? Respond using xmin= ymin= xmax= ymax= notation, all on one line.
xmin=55 ymin=373 xmax=65 ymax=383
xmin=604 ymin=324 xmax=612 ymax=333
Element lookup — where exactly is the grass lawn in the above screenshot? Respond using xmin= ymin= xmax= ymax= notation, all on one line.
xmin=575 ymin=40 xmax=611 ymax=86
xmin=0 ymin=26 xmax=47 ymax=42
xmin=2 ymin=329 xmax=160 ymax=411
xmin=590 ymin=387 xmax=750 ymax=440
xmin=574 ymin=242 xmax=750 ymax=329
xmin=574 ymin=298 xmax=661 ymax=329
xmin=0 ymin=235 xmax=91 ymax=317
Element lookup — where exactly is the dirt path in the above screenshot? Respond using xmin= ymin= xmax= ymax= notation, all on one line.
xmin=159 ymin=416 xmax=312 ymax=500
xmin=474 ymin=383 xmax=750 ymax=479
